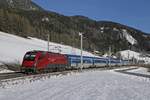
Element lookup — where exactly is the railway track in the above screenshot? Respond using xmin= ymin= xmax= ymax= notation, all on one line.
xmin=0 ymin=70 xmax=79 ymax=81
xmin=0 ymin=70 xmax=80 ymax=88
xmin=0 ymin=72 xmax=25 ymax=81
xmin=0 ymin=66 xmax=133 ymax=81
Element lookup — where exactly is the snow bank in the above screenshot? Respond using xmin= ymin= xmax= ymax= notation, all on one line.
xmin=0 ymin=65 xmax=14 ymax=73
xmin=0 ymin=69 xmax=14 ymax=74
xmin=0 ymin=31 xmax=96 ymax=65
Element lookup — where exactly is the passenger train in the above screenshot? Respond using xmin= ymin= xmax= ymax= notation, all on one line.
xmin=21 ymin=50 xmax=128 ymax=73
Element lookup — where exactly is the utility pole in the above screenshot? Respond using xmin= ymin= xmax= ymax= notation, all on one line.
xmin=79 ymin=32 xmax=83 ymax=71
xmin=119 ymin=49 xmax=122 ymax=66
xmin=109 ymin=46 xmax=111 ymax=67
xmin=128 ymin=50 xmax=129 ymax=65
xmin=47 ymin=34 xmax=50 ymax=52
xmin=133 ymin=54 xmax=135 ymax=65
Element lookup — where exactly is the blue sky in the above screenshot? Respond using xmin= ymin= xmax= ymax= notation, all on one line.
xmin=33 ymin=0 xmax=150 ymax=33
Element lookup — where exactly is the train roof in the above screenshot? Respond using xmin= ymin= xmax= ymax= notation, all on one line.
xmin=27 ymin=50 xmax=63 ymax=55
xmin=65 ymin=54 xmax=108 ymax=60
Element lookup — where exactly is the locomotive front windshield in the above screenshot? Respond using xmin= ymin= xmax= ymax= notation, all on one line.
xmin=24 ymin=52 xmax=36 ymax=61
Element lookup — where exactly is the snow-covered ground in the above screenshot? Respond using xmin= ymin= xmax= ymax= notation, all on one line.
xmin=0 ymin=31 xmax=96 ymax=65
xmin=0 ymin=68 xmax=150 ymax=100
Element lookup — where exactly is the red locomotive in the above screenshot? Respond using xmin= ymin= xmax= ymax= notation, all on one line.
xmin=21 ymin=51 xmax=68 ymax=73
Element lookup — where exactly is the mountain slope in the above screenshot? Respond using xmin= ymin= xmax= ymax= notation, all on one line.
xmin=0 ymin=0 xmax=43 ymax=10
xmin=0 ymin=2 xmax=149 ymax=54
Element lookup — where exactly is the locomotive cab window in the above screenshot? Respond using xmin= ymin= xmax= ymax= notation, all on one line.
xmin=24 ymin=52 xmax=36 ymax=61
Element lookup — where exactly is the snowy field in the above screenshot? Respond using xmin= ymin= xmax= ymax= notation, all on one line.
xmin=0 ymin=68 xmax=150 ymax=100
xmin=0 ymin=31 xmax=96 ymax=65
